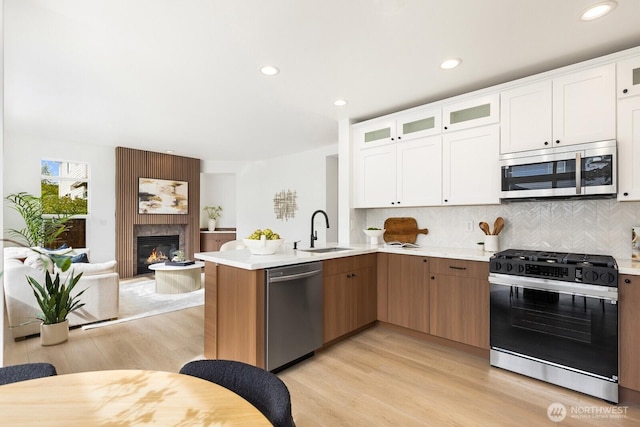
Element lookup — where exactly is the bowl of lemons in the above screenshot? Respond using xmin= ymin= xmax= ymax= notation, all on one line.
xmin=243 ymin=229 xmax=284 ymax=255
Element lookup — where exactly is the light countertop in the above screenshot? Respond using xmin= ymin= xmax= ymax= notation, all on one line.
xmin=195 ymin=243 xmax=640 ymax=276
xmin=195 ymin=243 xmax=493 ymax=271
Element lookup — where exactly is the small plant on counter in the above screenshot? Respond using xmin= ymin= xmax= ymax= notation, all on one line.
xmin=203 ymin=205 xmax=222 ymax=220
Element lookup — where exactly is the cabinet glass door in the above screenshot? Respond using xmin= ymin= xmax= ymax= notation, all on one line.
xmin=442 ymin=94 xmax=499 ymax=132
xmin=617 ymin=56 xmax=640 ymax=98
xmin=397 ymin=108 xmax=441 ymax=140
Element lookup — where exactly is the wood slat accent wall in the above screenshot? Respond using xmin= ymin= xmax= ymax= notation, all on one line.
xmin=116 ymin=147 xmax=200 ymax=278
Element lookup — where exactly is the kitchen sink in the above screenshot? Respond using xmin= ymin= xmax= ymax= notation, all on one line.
xmin=299 ymin=247 xmax=353 ymax=253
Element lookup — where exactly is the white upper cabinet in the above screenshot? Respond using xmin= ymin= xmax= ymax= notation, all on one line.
xmin=552 ymin=64 xmax=616 ymax=147
xmin=354 ymin=119 xmax=397 ymax=149
xmin=617 ymin=55 xmax=640 ymax=98
xmin=500 ymin=64 xmax=616 ymax=154
xmin=354 ymin=107 xmax=440 ymax=149
xmin=617 ymin=96 xmax=640 ymax=201
xmin=442 ymin=94 xmax=499 ymax=133
xmin=500 ymin=81 xmax=553 ymax=153
xmin=355 ymin=144 xmax=397 ymax=207
xmin=442 ymin=124 xmax=500 ymax=206
xmin=355 ymin=136 xmax=442 ymax=208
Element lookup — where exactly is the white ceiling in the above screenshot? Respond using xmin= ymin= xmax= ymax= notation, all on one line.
xmin=5 ymin=0 xmax=640 ymax=162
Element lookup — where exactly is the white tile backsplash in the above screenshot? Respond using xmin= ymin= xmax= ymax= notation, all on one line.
xmin=364 ymin=199 xmax=640 ymax=260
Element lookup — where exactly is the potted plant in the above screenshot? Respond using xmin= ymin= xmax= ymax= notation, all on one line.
xmin=203 ymin=205 xmax=222 ymax=231
xmin=1 ymin=238 xmax=86 ymax=345
xmin=26 ymin=249 xmax=86 ymax=345
xmin=5 ymin=192 xmax=72 ymax=247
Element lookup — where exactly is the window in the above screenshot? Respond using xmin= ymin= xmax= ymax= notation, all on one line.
xmin=41 ymin=160 xmax=89 ymax=215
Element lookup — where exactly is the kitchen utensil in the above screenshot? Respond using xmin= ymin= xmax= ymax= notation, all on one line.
xmin=493 ymin=217 xmax=504 ymax=235
xmin=479 ymin=222 xmax=491 ymax=235
xmin=383 ymin=217 xmax=428 ymax=243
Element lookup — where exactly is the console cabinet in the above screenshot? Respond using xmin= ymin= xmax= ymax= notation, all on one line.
xmin=428 ymin=258 xmax=489 ymax=349
xmin=323 ymin=254 xmax=377 ymax=343
xmin=620 ymin=274 xmax=640 ymax=392
xmin=200 ymin=231 xmax=236 ymax=252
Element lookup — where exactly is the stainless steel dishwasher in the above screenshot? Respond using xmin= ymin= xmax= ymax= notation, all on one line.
xmin=265 ymin=261 xmax=323 ymax=372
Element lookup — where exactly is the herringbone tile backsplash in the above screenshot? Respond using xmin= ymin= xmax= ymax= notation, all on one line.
xmin=364 ymin=200 xmax=640 ymax=260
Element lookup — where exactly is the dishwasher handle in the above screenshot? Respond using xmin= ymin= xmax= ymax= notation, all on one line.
xmin=269 ymin=269 xmax=322 ymax=283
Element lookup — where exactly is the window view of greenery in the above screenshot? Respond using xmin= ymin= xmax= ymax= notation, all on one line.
xmin=41 ymin=160 xmax=89 ymax=215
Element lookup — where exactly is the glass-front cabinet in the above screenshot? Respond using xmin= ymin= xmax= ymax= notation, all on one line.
xmin=617 ymin=55 xmax=640 ymax=98
xmin=354 ymin=108 xmax=440 ymax=149
xmin=441 ymin=94 xmax=499 ymax=132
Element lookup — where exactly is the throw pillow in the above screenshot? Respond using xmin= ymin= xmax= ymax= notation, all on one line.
xmin=71 ymin=253 xmax=89 ymax=263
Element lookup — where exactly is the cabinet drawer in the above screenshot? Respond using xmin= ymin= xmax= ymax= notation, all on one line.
xmin=323 ymin=254 xmax=377 ymax=276
xmin=429 ymin=257 xmax=488 ymax=278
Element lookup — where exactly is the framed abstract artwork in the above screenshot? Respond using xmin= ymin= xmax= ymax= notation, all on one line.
xmin=138 ymin=177 xmax=188 ymax=214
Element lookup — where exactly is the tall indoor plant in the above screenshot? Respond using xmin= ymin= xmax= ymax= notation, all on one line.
xmin=5 ymin=192 xmax=72 ymax=247
xmin=203 ymin=205 xmax=222 ymax=231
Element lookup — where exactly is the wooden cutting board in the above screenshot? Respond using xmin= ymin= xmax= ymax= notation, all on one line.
xmin=383 ymin=217 xmax=428 ymax=243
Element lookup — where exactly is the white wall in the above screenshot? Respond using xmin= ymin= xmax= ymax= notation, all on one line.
xmin=200 ymin=173 xmax=236 ymax=229
xmin=235 ymin=144 xmax=339 ymax=247
xmin=2 ymin=132 xmax=116 ymax=262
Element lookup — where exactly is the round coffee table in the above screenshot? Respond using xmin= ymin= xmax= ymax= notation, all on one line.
xmin=148 ymin=261 xmax=204 ymax=294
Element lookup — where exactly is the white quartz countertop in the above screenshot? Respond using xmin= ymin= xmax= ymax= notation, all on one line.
xmin=195 ymin=243 xmax=493 ymax=270
xmin=195 ymin=243 xmax=640 ymax=275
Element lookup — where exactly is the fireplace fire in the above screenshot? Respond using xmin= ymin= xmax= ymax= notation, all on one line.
xmin=137 ymin=235 xmax=179 ymax=275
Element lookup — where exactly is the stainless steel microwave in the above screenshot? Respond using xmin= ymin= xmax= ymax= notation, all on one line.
xmin=500 ymin=140 xmax=616 ymax=200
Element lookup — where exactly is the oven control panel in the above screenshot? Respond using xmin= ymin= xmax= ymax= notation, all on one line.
xmin=489 ymin=260 xmax=618 ymax=287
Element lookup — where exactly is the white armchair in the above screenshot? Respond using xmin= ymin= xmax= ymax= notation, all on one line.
xmin=3 ymin=247 xmax=120 ymax=339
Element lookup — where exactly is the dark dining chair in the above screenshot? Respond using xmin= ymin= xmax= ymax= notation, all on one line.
xmin=0 ymin=362 xmax=58 ymax=386
xmin=179 ymin=359 xmax=295 ymax=427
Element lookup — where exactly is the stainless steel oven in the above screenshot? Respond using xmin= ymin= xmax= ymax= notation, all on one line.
xmin=500 ymin=140 xmax=616 ymax=200
xmin=489 ymin=249 xmax=619 ymax=402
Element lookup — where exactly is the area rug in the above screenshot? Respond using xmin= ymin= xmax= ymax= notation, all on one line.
xmin=82 ymin=277 xmax=204 ymax=330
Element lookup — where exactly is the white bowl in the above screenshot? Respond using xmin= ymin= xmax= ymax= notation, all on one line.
xmin=242 ymin=238 xmax=284 ymax=255
xmin=363 ymin=229 xmax=385 ymax=245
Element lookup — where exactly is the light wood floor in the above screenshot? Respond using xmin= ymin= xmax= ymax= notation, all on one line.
xmin=4 ymin=293 xmax=640 ymax=426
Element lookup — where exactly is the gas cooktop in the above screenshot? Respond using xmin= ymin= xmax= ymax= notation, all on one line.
xmin=492 ymin=249 xmax=617 ymax=268
xmin=489 ymin=249 xmax=618 ymax=286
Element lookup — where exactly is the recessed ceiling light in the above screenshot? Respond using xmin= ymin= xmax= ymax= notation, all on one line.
xmin=580 ymin=1 xmax=617 ymax=21
xmin=165 ymin=150 xmax=174 ymax=154
xmin=260 ymin=65 xmax=280 ymax=76
xmin=333 ymin=99 xmax=348 ymax=107
xmin=440 ymin=58 xmax=462 ymax=70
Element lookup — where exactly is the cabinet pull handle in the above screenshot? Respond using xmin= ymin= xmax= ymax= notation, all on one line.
xmin=625 ymin=278 xmax=631 ymax=284
xmin=623 ymin=89 xmax=628 ymax=94
xmin=449 ymin=266 xmax=467 ymax=270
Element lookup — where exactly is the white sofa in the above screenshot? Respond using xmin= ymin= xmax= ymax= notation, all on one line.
xmin=3 ymin=247 xmax=120 ymax=339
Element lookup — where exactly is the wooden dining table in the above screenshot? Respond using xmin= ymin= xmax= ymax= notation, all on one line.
xmin=0 ymin=369 xmax=271 ymax=426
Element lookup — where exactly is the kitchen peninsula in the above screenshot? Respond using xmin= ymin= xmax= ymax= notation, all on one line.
xmin=196 ymin=244 xmax=640 ymax=402
xmin=194 ymin=244 xmax=493 ymax=368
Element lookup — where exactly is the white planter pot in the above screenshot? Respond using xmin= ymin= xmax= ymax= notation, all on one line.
xmin=207 ymin=219 xmax=217 ymax=231
xmin=40 ymin=319 xmax=69 ymax=346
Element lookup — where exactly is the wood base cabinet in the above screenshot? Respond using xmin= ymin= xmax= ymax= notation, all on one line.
xmin=323 ymin=254 xmax=377 ymax=343
xmin=200 ymin=232 xmax=236 ymax=252
xmin=429 ymin=258 xmax=489 ymax=349
xmin=385 ymin=253 xmax=430 ymax=333
xmin=620 ymin=274 xmax=640 ymax=392
xmin=203 ymin=262 xmax=265 ymax=368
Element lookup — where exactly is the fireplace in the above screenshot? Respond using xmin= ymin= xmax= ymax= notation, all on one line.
xmin=136 ymin=235 xmax=179 ymax=275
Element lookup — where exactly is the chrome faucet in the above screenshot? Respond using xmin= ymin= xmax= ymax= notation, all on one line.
xmin=310 ymin=209 xmax=330 ymax=248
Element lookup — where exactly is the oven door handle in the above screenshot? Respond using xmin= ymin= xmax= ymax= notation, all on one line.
xmin=489 ymin=273 xmax=618 ymax=301
xmin=575 ymin=151 xmax=582 ymax=195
